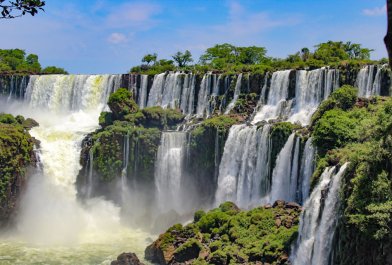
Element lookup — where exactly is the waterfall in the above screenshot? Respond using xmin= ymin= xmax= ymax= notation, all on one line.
xmin=215 ymin=124 xmax=271 ymax=208
xmin=196 ymin=73 xmax=212 ymax=117
xmin=121 ymin=133 xmax=130 ymax=203
xmin=207 ymin=75 xmax=222 ymax=117
xmin=269 ymin=133 xmax=299 ymax=202
xmin=138 ymin=75 xmax=149 ymax=108
xmin=87 ymin=148 xmax=94 ymax=199
xmin=154 ymin=132 xmax=187 ymax=214
xmin=147 ymin=73 xmax=166 ymax=107
xmin=4 ymin=74 xmax=153 ymax=250
xmin=224 ymin=73 xmax=243 ymax=114
xmin=289 ymin=68 xmax=339 ymax=125
xmin=161 ymin=72 xmax=183 ymax=109
xmin=356 ymin=65 xmax=384 ymax=97
xmin=253 ymin=70 xmax=291 ymax=123
xmin=180 ymin=74 xmax=196 ymax=116
xmin=298 ymin=138 xmax=315 ymax=203
xmin=291 ymin=163 xmax=348 ymax=265
xmin=24 ymin=74 xmax=121 ymax=112
xmin=6 ymin=75 xmax=29 ymax=101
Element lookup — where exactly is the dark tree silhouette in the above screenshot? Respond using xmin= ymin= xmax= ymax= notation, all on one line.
xmin=386 ymin=0 xmax=392 ymax=67
xmin=0 ymin=0 xmax=45 ymax=19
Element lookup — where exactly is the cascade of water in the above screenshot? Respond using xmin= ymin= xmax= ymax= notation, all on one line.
xmin=372 ymin=65 xmax=387 ymax=96
xmin=299 ymin=138 xmax=315 ymax=203
xmin=253 ymin=70 xmax=291 ymax=123
xmin=147 ymin=73 xmax=166 ymax=107
xmin=24 ymin=75 xmax=121 ymax=112
xmin=269 ymin=133 xmax=298 ymax=203
xmin=215 ymin=124 xmax=271 ymax=208
xmin=196 ymin=73 xmax=212 ymax=117
xmin=291 ymin=163 xmax=348 ymax=265
xmin=180 ymin=73 xmax=196 ymax=116
xmin=86 ymin=148 xmax=94 ymax=199
xmin=161 ymin=72 xmax=183 ymax=109
xmin=324 ymin=68 xmax=340 ymax=100
xmin=224 ymin=73 xmax=243 ymax=114
xmin=138 ymin=75 xmax=149 ymax=108
xmin=289 ymin=68 xmax=339 ymax=125
xmin=121 ymin=133 xmax=130 ymax=203
xmin=207 ymin=75 xmax=222 ymax=117
xmin=355 ymin=65 xmax=384 ymax=97
xmin=154 ymin=132 xmax=187 ymax=213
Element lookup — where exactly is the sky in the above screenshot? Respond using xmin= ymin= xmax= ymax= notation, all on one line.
xmin=0 ymin=0 xmax=388 ymax=74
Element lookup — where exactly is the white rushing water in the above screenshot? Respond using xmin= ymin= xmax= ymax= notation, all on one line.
xmin=214 ymin=124 xmax=271 ymax=208
xmin=252 ymin=70 xmax=291 ymax=123
xmin=291 ymin=163 xmax=348 ymax=265
xmin=356 ymin=65 xmax=385 ymax=97
xmin=269 ymin=133 xmax=299 ymax=202
xmin=154 ymin=132 xmax=187 ymax=214
xmin=138 ymin=74 xmax=149 ymax=108
xmin=298 ymin=138 xmax=315 ymax=203
xmin=224 ymin=73 xmax=243 ymax=114
xmin=289 ymin=68 xmax=339 ymax=125
xmin=0 ymin=75 xmax=151 ymax=264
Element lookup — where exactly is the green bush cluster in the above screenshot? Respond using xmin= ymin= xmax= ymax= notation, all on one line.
xmin=310 ymin=91 xmax=392 ymax=264
xmin=146 ymin=201 xmax=301 ymax=264
xmin=0 ymin=113 xmax=35 ymax=212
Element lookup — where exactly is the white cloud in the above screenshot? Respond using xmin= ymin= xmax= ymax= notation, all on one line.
xmin=363 ymin=5 xmax=386 ymax=17
xmin=107 ymin=33 xmax=128 ymax=44
xmin=106 ymin=2 xmax=161 ymax=28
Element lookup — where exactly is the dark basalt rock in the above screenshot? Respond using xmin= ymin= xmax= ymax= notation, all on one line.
xmin=111 ymin=252 xmax=145 ymax=265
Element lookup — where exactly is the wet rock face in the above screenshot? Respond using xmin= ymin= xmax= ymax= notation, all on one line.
xmin=111 ymin=253 xmax=145 ymax=265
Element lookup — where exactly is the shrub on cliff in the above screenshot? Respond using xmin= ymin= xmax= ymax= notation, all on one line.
xmin=108 ymin=88 xmax=138 ymax=120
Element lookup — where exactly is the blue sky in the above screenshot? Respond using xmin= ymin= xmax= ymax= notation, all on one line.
xmin=0 ymin=0 xmax=388 ymax=74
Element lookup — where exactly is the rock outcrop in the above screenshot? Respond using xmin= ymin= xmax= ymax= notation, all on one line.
xmin=111 ymin=253 xmax=145 ymax=265
xmin=145 ymin=201 xmax=301 ymax=265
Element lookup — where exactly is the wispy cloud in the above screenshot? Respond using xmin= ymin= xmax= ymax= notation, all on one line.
xmin=106 ymin=2 xmax=161 ymax=29
xmin=363 ymin=5 xmax=386 ymax=16
xmin=107 ymin=32 xmax=128 ymax=44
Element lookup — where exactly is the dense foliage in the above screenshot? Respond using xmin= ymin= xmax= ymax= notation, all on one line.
xmin=145 ymin=201 xmax=301 ymax=265
xmin=0 ymin=49 xmax=68 ymax=74
xmin=310 ymin=88 xmax=392 ymax=264
xmin=0 ymin=113 xmax=36 ymax=221
xmin=130 ymin=41 xmax=383 ymax=75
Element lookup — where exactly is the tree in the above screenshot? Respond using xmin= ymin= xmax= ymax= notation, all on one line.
xmin=1 ymin=0 xmax=45 ymax=19
xmin=301 ymin=47 xmax=311 ymax=61
xmin=172 ymin=50 xmax=193 ymax=67
xmin=237 ymin=46 xmax=267 ymax=65
xmin=385 ymin=0 xmax=392 ymax=67
xmin=142 ymin=53 xmax=157 ymax=66
xmin=42 ymin=66 xmax=68 ymax=74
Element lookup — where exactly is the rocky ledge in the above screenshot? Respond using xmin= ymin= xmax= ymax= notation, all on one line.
xmin=145 ymin=201 xmax=301 ymax=265
xmin=111 ymin=252 xmax=145 ymax=265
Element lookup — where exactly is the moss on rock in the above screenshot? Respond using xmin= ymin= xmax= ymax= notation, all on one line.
xmin=145 ymin=201 xmax=301 ymax=265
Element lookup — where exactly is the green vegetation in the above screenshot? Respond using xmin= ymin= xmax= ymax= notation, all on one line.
xmin=80 ymin=89 xmax=185 ymax=184
xmin=310 ymin=87 xmax=392 ymax=264
xmin=0 ymin=113 xmax=36 ymax=220
xmin=145 ymin=201 xmax=301 ymax=265
xmin=130 ymin=41 xmax=382 ymax=75
xmin=0 ymin=49 xmax=67 ymax=74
